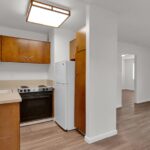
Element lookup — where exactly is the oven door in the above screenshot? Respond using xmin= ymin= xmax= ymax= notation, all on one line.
xmin=20 ymin=92 xmax=53 ymax=123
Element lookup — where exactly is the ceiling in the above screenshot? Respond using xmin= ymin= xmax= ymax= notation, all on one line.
xmin=89 ymin=0 xmax=150 ymax=48
xmin=0 ymin=0 xmax=86 ymax=33
xmin=1 ymin=0 xmax=150 ymax=47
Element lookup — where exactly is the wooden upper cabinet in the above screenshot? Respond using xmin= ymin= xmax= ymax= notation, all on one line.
xmin=0 ymin=36 xmax=1 ymax=61
xmin=2 ymin=36 xmax=21 ymax=62
xmin=2 ymin=36 xmax=50 ymax=64
xmin=70 ymin=39 xmax=76 ymax=61
xmin=76 ymin=28 xmax=86 ymax=51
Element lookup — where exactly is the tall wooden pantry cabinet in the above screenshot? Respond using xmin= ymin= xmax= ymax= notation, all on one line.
xmin=75 ymin=28 xmax=86 ymax=134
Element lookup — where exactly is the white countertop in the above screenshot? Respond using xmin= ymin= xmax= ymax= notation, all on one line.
xmin=0 ymin=89 xmax=22 ymax=104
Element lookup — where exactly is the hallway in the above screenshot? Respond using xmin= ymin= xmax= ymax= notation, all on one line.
xmin=21 ymin=90 xmax=150 ymax=150
xmin=99 ymin=90 xmax=150 ymax=150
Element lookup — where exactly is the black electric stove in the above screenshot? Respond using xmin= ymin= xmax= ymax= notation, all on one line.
xmin=18 ymin=85 xmax=54 ymax=123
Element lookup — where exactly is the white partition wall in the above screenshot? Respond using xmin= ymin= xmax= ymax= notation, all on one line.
xmin=85 ymin=4 xmax=118 ymax=143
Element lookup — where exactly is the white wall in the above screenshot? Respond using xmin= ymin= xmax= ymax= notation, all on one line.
xmin=0 ymin=26 xmax=50 ymax=80
xmin=47 ymin=28 xmax=75 ymax=80
xmin=122 ymin=58 xmax=135 ymax=90
xmin=0 ymin=62 xmax=48 ymax=80
xmin=85 ymin=5 xmax=118 ymax=143
xmin=53 ymin=28 xmax=75 ymax=63
xmin=0 ymin=26 xmax=48 ymax=41
xmin=118 ymin=42 xmax=150 ymax=104
xmin=48 ymin=30 xmax=55 ymax=80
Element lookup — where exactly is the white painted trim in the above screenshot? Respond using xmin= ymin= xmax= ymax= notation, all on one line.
xmin=20 ymin=118 xmax=54 ymax=127
xmin=84 ymin=130 xmax=118 ymax=144
xmin=117 ymin=104 xmax=122 ymax=109
xmin=135 ymin=99 xmax=150 ymax=104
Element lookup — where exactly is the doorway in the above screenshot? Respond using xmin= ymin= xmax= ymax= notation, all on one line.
xmin=121 ymin=54 xmax=136 ymax=106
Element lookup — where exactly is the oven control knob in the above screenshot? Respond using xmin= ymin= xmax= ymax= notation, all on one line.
xmin=28 ymin=89 xmax=30 ymax=92
xmin=24 ymin=89 xmax=26 ymax=93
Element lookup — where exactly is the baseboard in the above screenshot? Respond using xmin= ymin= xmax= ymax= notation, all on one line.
xmin=135 ymin=99 xmax=150 ymax=104
xmin=122 ymin=89 xmax=135 ymax=91
xmin=20 ymin=118 xmax=54 ymax=127
xmin=116 ymin=104 xmax=122 ymax=109
xmin=84 ymin=130 xmax=118 ymax=144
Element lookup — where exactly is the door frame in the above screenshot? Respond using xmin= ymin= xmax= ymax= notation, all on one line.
xmin=120 ymin=53 xmax=137 ymax=106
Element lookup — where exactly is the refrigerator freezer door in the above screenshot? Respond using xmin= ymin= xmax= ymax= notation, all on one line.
xmin=54 ymin=84 xmax=67 ymax=130
xmin=55 ymin=61 xmax=75 ymax=85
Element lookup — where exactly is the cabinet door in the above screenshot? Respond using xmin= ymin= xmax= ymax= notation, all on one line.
xmin=2 ymin=36 xmax=24 ymax=62
xmin=2 ymin=36 xmax=50 ymax=64
xmin=75 ymin=50 xmax=86 ymax=134
xmin=19 ymin=39 xmax=50 ymax=64
xmin=70 ymin=39 xmax=76 ymax=61
xmin=76 ymin=28 xmax=86 ymax=51
xmin=0 ymin=36 xmax=1 ymax=61
xmin=0 ymin=103 xmax=20 ymax=150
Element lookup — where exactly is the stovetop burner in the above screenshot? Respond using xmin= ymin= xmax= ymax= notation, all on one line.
xmin=38 ymin=85 xmax=47 ymax=88
xmin=18 ymin=85 xmax=53 ymax=93
xmin=20 ymin=86 xmax=29 ymax=89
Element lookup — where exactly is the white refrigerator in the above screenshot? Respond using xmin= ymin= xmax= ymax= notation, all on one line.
xmin=54 ymin=61 xmax=75 ymax=130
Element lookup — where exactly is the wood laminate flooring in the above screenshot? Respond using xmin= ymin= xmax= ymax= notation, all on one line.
xmin=21 ymin=90 xmax=150 ymax=150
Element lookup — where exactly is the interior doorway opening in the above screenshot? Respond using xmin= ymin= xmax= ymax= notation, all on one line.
xmin=121 ymin=54 xmax=136 ymax=106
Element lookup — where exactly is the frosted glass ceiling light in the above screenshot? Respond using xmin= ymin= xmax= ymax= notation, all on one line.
xmin=27 ymin=0 xmax=70 ymax=27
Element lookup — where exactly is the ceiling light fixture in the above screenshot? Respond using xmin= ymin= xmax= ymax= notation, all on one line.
xmin=26 ymin=0 xmax=71 ymax=28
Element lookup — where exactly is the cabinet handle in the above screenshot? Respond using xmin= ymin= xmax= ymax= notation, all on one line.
xmin=21 ymin=56 xmax=28 ymax=61
xmin=21 ymin=56 xmax=33 ymax=61
xmin=22 ymin=56 xmax=26 ymax=59
xmin=28 ymin=56 xmax=34 ymax=60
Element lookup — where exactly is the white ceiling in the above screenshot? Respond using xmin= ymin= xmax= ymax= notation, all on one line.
xmin=89 ymin=0 xmax=150 ymax=48
xmin=0 ymin=0 xmax=86 ymax=33
xmin=1 ymin=0 xmax=150 ymax=47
